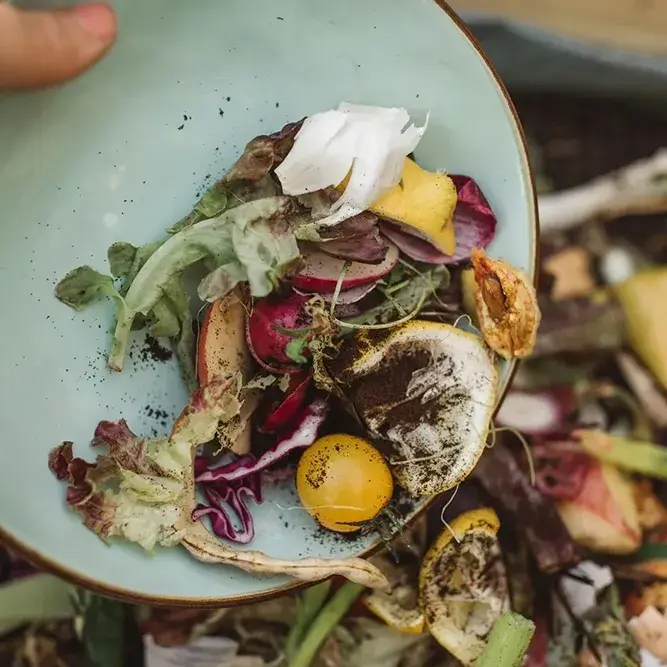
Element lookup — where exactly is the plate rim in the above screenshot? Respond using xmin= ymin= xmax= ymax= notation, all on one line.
xmin=0 ymin=0 xmax=539 ymax=607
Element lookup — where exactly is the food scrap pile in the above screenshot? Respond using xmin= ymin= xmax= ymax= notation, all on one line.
xmin=26 ymin=92 xmax=667 ymax=667
xmin=48 ymin=102 xmax=537 ymax=603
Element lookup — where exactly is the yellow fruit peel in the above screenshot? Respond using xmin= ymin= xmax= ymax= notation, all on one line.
xmin=470 ymin=249 xmax=540 ymax=359
xmin=369 ymin=158 xmax=457 ymax=255
xmin=419 ymin=508 xmax=509 ymax=666
xmin=328 ymin=321 xmax=498 ymax=497
xmin=615 ymin=268 xmax=667 ymax=390
xmin=363 ymin=588 xmax=425 ymax=634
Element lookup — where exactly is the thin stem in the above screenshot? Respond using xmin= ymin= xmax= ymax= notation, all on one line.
xmin=284 ymin=580 xmax=332 ymax=661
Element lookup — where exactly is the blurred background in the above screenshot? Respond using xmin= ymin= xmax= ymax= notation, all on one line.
xmin=5 ymin=4 xmax=667 ymax=666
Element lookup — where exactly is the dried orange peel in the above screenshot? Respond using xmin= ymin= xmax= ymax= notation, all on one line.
xmin=363 ymin=586 xmax=425 ymax=635
xmin=418 ymin=508 xmax=510 ymax=666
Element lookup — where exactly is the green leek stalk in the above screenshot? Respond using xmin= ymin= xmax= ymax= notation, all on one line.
xmin=578 ymin=429 xmax=667 ymax=480
xmin=288 ymin=582 xmax=364 ymax=667
xmin=475 ymin=612 xmax=535 ymax=667
xmin=284 ymin=580 xmax=332 ymax=662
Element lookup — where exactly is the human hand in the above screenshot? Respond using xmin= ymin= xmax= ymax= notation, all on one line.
xmin=0 ymin=2 xmax=116 ymax=90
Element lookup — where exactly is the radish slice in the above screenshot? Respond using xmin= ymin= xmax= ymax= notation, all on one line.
xmin=260 ymin=372 xmax=312 ymax=433
xmin=292 ymin=244 xmax=398 ymax=292
xmin=246 ymin=292 xmax=310 ymax=375
xmin=293 ymin=280 xmax=379 ymax=305
xmin=496 ymin=388 xmax=573 ymax=436
xmin=380 ymin=223 xmax=449 ymax=264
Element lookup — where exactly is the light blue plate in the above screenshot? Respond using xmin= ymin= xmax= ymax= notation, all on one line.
xmin=0 ymin=0 xmax=537 ymax=605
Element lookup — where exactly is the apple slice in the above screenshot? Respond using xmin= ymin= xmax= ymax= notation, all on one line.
xmin=197 ymin=290 xmax=254 ymax=455
xmin=292 ymin=243 xmax=399 ymax=293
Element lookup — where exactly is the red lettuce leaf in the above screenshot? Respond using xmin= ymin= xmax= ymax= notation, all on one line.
xmin=449 ymin=174 xmax=497 ymax=261
xmin=298 ymin=193 xmax=390 ymax=264
xmin=48 ymin=375 xmax=242 ymax=549
xmin=91 ymin=419 xmax=155 ymax=475
xmin=196 ymin=399 xmax=328 ymax=483
xmin=223 ymin=120 xmax=305 ymax=183
xmin=48 ymin=441 xmax=117 ymax=539
xmin=379 ymin=222 xmax=449 ymax=264
xmin=316 ymin=210 xmax=378 ymax=241
xmin=311 ymin=228 xmax=388 ymax=264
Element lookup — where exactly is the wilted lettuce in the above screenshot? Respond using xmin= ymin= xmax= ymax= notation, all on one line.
xmin=55 ymin=197 xmax=301 ymax=374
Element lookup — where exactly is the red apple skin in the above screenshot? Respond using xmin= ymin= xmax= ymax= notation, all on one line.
xmin=197 ymin=291 xmax=254 ymax=455
xmin=291 ymin=244 xmax=399 ymax=292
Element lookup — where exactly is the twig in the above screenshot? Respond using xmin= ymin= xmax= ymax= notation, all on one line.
xmin=539 ymin=149 xmax=667 ymax=233
xmin=616 ymin=352 xmax=667 ymax=428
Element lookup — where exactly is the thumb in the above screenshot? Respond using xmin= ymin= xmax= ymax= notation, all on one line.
xmin=0 ymin=3 xmax=117 ymax=90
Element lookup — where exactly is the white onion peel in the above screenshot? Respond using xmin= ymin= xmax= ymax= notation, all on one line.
xmin=275 ymin=103 xmax=428 ymax=228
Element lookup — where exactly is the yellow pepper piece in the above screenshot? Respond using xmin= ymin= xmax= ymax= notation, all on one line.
xmin=615 ymin=268 xmax=667 ymax=389
xmin=370 ymin=158 xmax=457 ymax=255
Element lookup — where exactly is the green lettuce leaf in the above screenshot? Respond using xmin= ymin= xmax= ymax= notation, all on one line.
xmin=55 ymin=266 xmax=132 ymax=337
xmin=110 ymin=197 xmax=298 ymax=371
xmin=55 ymin=265 xmax=124 ymax=312
xmin=107 ymin=242 xmax=137 ymax=280
xmin=345 ymin=266 xmax=449 ymax=327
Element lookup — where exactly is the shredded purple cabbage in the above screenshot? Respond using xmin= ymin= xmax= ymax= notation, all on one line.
xmin=192 ymin=473 xmax=263 ymax=544
xmin=196 ymin=399 xmax=328 ymax=484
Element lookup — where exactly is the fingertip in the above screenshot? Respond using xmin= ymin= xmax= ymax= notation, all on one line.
xmin=0 ymin=3 xmax=118 ymax=90
xmin=70 ymin=3 xmax=117 ymax=44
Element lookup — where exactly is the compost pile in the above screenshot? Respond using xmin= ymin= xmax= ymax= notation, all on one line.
xmin=4 ymin=93 xmax=667 ymax=667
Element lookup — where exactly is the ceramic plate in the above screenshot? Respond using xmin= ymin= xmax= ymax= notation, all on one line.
xmin=0 ymin=0 xmax=537 ymax=605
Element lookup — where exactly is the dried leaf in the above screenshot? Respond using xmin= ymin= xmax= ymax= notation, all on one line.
xmin=543 ymin=246 xmax=596 ymax=301
xmin=344 ymin=619 xmax=427 ymax=667
xmin=533 ymin=292 xmax=625 ymax=357
xmin=473 ymin=443 xmax=580 ymax=573
xmin=144 ymin=635 xmax=265 ymax=667
xmin=617 ymin=352 xmax=667 ymax=429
